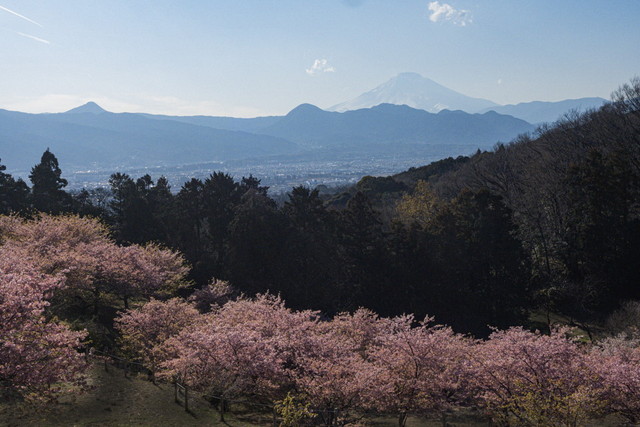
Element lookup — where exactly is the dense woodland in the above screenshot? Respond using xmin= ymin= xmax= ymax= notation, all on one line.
xmin=2 ymin=78 xmax=640 ymax=425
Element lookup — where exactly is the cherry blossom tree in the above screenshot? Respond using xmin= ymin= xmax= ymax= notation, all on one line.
xmin=367 ymin=316 xmax=476 ymax=426
xmin=591 ymin=335 xmax=640 ymax=423
xmin=187 ymin=279 xmax=236 ymax=313
xmin=290 ymin=336 xmax=376 ymax=426
xmin=160 ymin=295 xmax=378 ymax=425
xmin=326 ymin=308 xmax=394 ymax=356
xmin=101 ymin=242 xmax=189 ymax=308
xmin=0 ymin=214 xmax=189 ymax=315
xmin=115 ymin=298 xmax=201 ymax=379
xmin=161 ymin=295 xmax=296 ymax=420
xmin=111 ymin=289 xmax=640 ymax=425
xmin=291 ymin=308 xmax=391 ymax=425
xmin=0 ymin=251 xmax=87 ymax=401
xmin=164 ymin=318 xmax=281 ymax=413
xmin=473 ymin=327 xmax=605 ymax=426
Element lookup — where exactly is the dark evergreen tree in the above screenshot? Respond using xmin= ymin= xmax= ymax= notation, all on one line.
xmin=283 ymin=186 xmax=328 ymax=229
xmin=279 ymin=186 xmax=341 ymax=311
xmin=425 ymin=189 xmax=531 ymax=336
xmin=338 ymin=191 xmax=391 ymax=313
xmin=108 ymin=172 xmax=146 ymax=243
xmin=29 ymin=149 xmax=71 ymax=214
xmin=175 ymin=178 xmax=209 ymax=284
xmin=226 ymin=189 xmax=286 ymax=295
xmin=108 ymin=173 xmax=176 ymax=245
xmin=240 ymin=174 xmax=269 ymax=196
xmin=0 ymin=159 xmax=29 ymax=214
xmin=386 ymin=221 xmax=434 ymax=318
xmin=146 ymin=175 xmax=177 ymax=245
xmin=202 ymin=172 xmax=242 ymax=277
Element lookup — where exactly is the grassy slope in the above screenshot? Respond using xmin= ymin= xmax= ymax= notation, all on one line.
xmin=0 ymin=362 xmax=486 ymax=426
xmin=1 ymin=361 xmax=622 ymax=426
xmin=0 ymin=363 xmax=246 ymax=427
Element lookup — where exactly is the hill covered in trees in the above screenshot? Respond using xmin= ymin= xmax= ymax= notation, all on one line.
xmin=346 ymin=76 xmax=640 ymax=329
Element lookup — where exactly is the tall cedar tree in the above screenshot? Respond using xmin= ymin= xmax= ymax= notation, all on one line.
xmin=29 ymin=149 xmax=71 ymax=214
xmin=423 ymin=189 xmax=530 ymax=336
xmin=280 ymin=186 xmax=341 ymax=311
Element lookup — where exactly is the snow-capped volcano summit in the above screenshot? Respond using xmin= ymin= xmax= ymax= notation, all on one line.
xmin=328 ymin=72 xmax=498 ymax=114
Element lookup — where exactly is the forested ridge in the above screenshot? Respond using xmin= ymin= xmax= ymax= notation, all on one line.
xmin=2 ymin=78 xmax=640 ymax=425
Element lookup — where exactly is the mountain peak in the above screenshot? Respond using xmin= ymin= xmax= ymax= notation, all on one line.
xmin=395 ymin=72 xmax=426 ymax=81
xmin=286 ymin=103 xmax=325 ymax=116
xmin=64 ymin=102 xmax=107 ymax=114
xmin=328 ymin=73 xmax=498 ymax=114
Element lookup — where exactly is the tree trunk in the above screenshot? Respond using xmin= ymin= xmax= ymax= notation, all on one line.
xmin=93 ymin=288 xmax=100 ymax=316
xmin=219 ymin=398 xmax=225 ymax=422
xmin=398 ymin=412 xmax=408 ymax=427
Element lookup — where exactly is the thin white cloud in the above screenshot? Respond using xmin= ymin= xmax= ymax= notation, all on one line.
xmin=427 ymin=1 xmax=472 ymax=26
xmin=0 ymin=4 xmax=42 ymax=27
xmin=17 ymin=32 xmax=50 ymax=44
xmin=306 ymin=59 xmax=336 ymax=76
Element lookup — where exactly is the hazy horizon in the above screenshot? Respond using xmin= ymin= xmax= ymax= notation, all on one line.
xmin=1 ymin=1 xmax=639 ymax=117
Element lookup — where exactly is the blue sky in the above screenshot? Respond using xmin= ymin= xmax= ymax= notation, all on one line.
xmin=0 ymin=0 xmax=638 ymax=117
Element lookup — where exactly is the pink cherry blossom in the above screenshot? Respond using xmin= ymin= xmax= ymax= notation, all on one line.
xmin=472 ymin=327 xmax=605 ymax=426
xmin=0 ymin=251 xmax=87 ymax=401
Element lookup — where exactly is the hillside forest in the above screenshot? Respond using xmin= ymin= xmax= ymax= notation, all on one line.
xmin=2 ymin=78 xmax=640 ymax=425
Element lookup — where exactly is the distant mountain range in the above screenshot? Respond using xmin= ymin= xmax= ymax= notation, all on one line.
xmin=0 ymin=107 xmax=297 ymax=173
xmin=0 ymin=73 xmax=607 ymax=186
xmin=258 ymin=103 xmax=532 ymax=148
xmin=477 ymin=98 xmax=607 ymax=124
xmin=0 ymin=100 xmax=535 ymax=177
xmin=328 ymin=73 xmax=607 ymax=124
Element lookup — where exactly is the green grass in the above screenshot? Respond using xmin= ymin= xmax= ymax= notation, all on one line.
xmin=0 ymin=361 xmax=488 ymax=426
xmin=0 ymin=360 xmax=625 ymax=426
xmin=528 ymin=308 xmax=610 ymax=343
xmin=0 ymin=362 xmax=238 ymax=427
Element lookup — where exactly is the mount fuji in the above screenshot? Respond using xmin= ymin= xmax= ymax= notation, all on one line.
xmin=328 ymin=72 xmax=499 ymax=114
